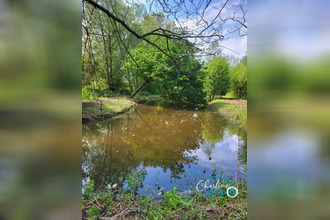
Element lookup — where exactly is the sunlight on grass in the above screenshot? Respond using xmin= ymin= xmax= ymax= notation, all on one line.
xmin=82 ymin=98 xmax=135 ymax=121
xmin=209 ymin=99 xmax=247 ymax=131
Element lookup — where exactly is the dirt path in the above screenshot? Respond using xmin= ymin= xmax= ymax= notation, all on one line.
xmin=221 ymin=99 xmax=247 ymax=111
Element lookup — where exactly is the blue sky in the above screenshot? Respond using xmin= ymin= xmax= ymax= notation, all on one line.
xmin=129 ymin=0 xmax=247 ymax=57
xmin=249 ymin=0 xmax=330 ymax=59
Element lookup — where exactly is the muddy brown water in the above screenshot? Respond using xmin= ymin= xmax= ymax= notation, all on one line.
xmin=82 ymin=103 xmax=246 ymax=196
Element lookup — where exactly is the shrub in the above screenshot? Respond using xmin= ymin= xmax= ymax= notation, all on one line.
xmin=82 ymin=87 xmax=98 ymax=100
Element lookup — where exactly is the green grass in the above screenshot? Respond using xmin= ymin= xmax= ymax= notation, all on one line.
xmin=209 ymin=99 xmax=247 ymax=132
xmin=82 ymin=98 xmax=135 ymax=121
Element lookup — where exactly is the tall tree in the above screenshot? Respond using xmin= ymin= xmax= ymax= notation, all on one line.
xmin=83 ymin=0 xmax=247 ymax=58
xmin=230 ymin=56 xmax=247 ymax=99
xmin=204 ymin=57 xmax=230 ymax=101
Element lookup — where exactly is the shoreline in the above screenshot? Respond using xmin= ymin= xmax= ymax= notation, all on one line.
xmin=82 ymin=180 xmax=247 ymax=220
xmin=208 ymin=98 xmax=247 ymax=132
xmin=82 ymin=97 xmax=136 ymax=123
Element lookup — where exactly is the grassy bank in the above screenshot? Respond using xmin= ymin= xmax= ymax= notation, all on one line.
xmin=82 ymin=177 xmax=247 ymax=220
xmin=208 ymin=98 xmax=247 ymax=132
xmin=82 ymin=97 xmax=136 ymax=123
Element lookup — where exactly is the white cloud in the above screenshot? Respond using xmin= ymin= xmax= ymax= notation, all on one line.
xmin=220 ymin=35 xmax=247 ymax=57
xmin=173 ymin=0 xmax=246 ymax=58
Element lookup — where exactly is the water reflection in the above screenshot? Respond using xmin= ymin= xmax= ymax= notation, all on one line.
xmin=82 ymin=104 xmax=246 ymax=195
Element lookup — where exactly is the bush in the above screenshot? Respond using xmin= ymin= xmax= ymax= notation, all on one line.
xmin=82 ymin=87 xmax=98 ymax=100
xmin=87 ymin=205 xmax=100 ymax=220
xmin=83 ymin=180 xmax=95 ymax=200
xmin=157 ymin=57 xmax=207 ymax=109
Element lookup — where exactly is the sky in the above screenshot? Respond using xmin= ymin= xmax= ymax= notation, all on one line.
xmin=129 ymin=0 xmax=247 ymax=58
xmin=174 ymin=0 xmax=247 ymax=58
xmin=249 ymin=0 xmax=330 ymax=59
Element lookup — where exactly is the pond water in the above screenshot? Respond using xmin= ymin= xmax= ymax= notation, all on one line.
xmin=82 ymin=103 xmax=247 ymax=196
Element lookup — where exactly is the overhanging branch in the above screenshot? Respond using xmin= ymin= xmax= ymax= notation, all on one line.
xmin=84 ymin=0 xmax=177 ymax=61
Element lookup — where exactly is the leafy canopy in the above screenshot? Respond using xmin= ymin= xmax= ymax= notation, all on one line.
xmin=204 ymin=57 xmax=230 ymax=101
xmin=230 ymin=56 xmax=247 ymax=99
xmin=125 ymin=42 xmax=206 ymax=108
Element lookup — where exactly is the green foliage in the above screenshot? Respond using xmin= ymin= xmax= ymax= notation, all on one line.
xmin=82 ymin=0 xmax=244 ymax=107
xmin=163 ymin=185 xmax=189 ymax=209
xmin=143 ymin=185 xmax=191 ymax=219
xmin=230 ymin=56 xmax=247 ymax=99
xmin=87 ymin=205 xmax=100 ymax=220
xmin=98 ymin=185 xmax=115 ymax=205
xmin=98 ymin=90 xmax=122 ymax=98
xmin=125 ymin=170 xmax=145 ymax=200
xmin=157 ymin=56 xmax=207 ymax=108
xmin=82 ymin=0 xmax=141 ymax=93
xmin=240 ymin=55 xmax=247 ymax=66
xmin=82 ymin=87 xmax=98 ymax=100
xmin=83 ymin=2 xmax=209 ymax=108
xmin=83 ymin=180 xmax=95 ymax=200
xmin=125 ymin=46 xmax=207 ymax=108
xmin=82 ymin=177 xmax=247 ymax=219
xmin=204 ymin=57 xmax=230 ymax=101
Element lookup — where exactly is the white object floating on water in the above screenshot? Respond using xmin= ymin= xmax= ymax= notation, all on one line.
xmin=165 ymin=121 xmax=168 ymax=125
xmin=193 ymin=113 xmax=198 ymax=118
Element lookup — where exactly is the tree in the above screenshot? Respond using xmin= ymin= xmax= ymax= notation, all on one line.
xmin=82 ymin=0 xmax=247 ymax=101
xmin=230 ymin=56 xmax=247 ymax=99
xmin=83 ymin=0 xmax=247 ymax=58
xmin=157 ymin=54 xmax=207 ymax=108
xmin=125 ymin=44 xmax=206 ymax=108
xmin=82 ymin=0 xmax=142 ymax=94
xmin=204 ymin=58 xmax=230 ymax=101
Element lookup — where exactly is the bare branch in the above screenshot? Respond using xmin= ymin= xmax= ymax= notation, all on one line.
xmin=84 ymin=0 xmax=177 ymax=61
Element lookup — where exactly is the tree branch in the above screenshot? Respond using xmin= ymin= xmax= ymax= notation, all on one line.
xmin=84 ymin=0 xmax=177 ymax=61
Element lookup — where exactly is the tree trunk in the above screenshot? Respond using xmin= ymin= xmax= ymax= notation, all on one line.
xmin=108 ymin=29 xmax=114 ymax=90
xmin=130 ymin=77 xmax=153 ymax=98
xmin=99 ymin=12 xmax=112 ymax=90
xmin=125 ymin=69 xmax=133 ymax=92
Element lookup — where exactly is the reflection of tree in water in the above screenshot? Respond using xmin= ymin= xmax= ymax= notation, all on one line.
xmin=200 ymin=111 xmax=247 ymax=176
xmin=82 ymin=105 xmax=247 ymax=192
xmin=82 ymin=120 xmax=141 ymax=191
xmin=200 ymin=112 xmax=226 ymax=160
xmin=237 ymin=132 xmax=247 ymax=170
xmin=201 ymin=112 xmax=226 ymax=144
xmin=82 ymin=105 xmax=203 ymax=190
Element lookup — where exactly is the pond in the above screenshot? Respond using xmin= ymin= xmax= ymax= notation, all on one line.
xmin=82 ymin=103 xmax=247 ymax=196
